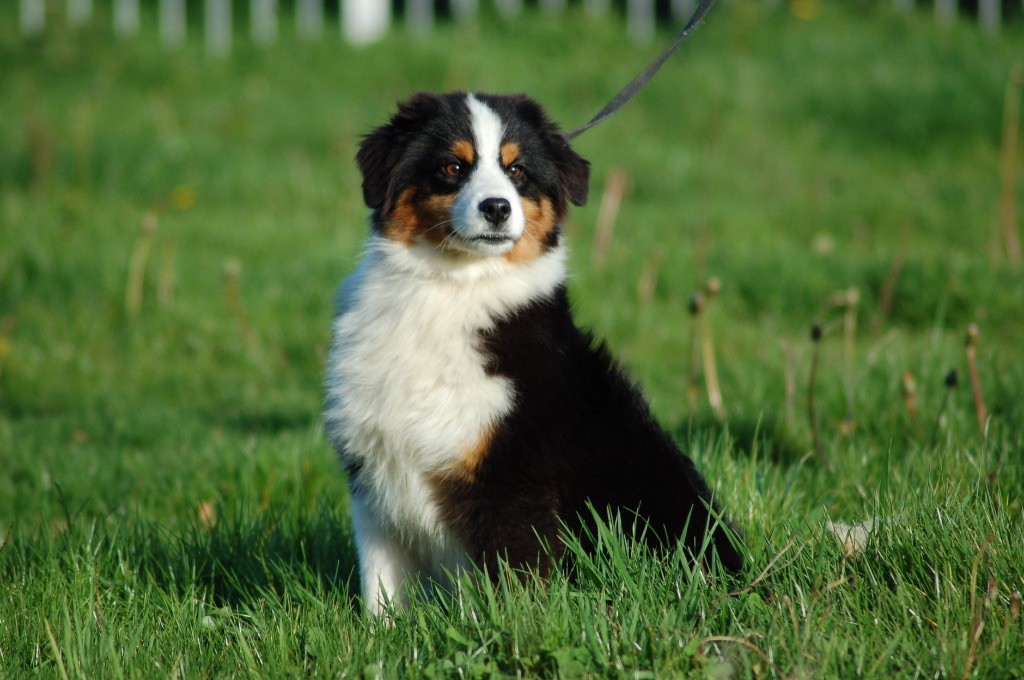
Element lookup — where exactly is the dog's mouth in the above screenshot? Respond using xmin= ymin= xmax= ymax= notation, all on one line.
xmin=436 ymin=230 xmax=519 ymax=257
xmin=471 ymin=234 xmax=516 ymax=245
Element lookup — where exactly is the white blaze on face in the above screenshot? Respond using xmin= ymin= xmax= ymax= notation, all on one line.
xmin=451 ymin=94 xmax=525 ymax=255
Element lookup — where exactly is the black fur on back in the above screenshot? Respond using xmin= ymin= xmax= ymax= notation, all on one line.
xmin=431 ymin=286 xmax=744 ymax=578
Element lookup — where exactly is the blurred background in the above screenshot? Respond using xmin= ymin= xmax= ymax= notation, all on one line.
xmin=1 ymin=0 xmax=1022 ymax=526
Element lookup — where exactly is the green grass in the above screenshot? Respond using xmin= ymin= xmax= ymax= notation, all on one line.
xmin=2 ymin=1 xmax=1024 ymax=676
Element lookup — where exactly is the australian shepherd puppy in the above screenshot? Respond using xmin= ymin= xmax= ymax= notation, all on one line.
xmin=324 ymin=91 xmax=743 ymax=616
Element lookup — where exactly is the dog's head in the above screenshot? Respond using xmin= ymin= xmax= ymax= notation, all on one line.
xmin=357 ymin=92 xmax=590 ymax=263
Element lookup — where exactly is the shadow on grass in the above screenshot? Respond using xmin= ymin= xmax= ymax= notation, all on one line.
xmin=1 ymin=501 xmax=361 ymax=609
xmin=675 ymin=412 xmax=806 ymax=466
xmin=214 ymin=408 xmax=317 ymax=435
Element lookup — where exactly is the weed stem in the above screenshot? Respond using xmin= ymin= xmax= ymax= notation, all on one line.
xmin=702 ymin=278 xmax=724 ymax=420
xmin=999 ymin=63 xmax=1023 ymax=266
xmin=686 ymin=293 xmax=703 ymax=412
xmin=808 ymin=321 xmax=824 ymax=462
xmin=965 ymin=324 xmax=987 ymax=434
xmin=125 ymin=212 xmax=158 ymax=318
xmin=591 ymin=169 xmax=627 ymax=271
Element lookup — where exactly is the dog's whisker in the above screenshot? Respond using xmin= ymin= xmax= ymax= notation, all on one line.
xmin=425 ymin=219 xmax=456 ymax=234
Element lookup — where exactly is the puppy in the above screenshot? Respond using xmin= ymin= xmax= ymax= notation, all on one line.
xmin=324 ymin=91 xmax=742 ymax=616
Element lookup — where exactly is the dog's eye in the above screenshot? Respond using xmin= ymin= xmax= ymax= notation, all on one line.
xmin=442 ymin=162 xmax=463 ymax=178
xmin=507 ymin=164 xmax=524 ymax=180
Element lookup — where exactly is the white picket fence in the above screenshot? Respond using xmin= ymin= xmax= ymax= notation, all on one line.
xmin=16 ymin=0 xmax=1020 ymax=55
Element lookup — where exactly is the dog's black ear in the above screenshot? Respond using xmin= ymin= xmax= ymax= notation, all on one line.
xmin=356 ymin=91 xmax=443 ymax=210
xmin=557 ymin=143 xmax=590 ymax=207
xmin=510 ymin=94 xmax=591 ymax=208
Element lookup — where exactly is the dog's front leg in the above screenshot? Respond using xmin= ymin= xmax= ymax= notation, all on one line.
xmin=350 ymin=494 xmax=417 ymax=619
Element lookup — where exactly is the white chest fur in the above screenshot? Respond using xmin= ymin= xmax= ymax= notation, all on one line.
xmin=324 ymin=238 xmax=566 ymax=565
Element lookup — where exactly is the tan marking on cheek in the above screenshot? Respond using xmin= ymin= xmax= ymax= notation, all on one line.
xmin=381 ymin=189 xmax=455 ymax=246
xmin=504 ymin=196 xmax=556 ymax=264
xmin=381 ymin=187 xmax=420 ymax=244
xmin=500 ymin=142 xmax=520 ymax=167
xmin=451 ymin=140 xmax=475 ymax=165
xmin=417 ymin=194 xmax=456 ymax=246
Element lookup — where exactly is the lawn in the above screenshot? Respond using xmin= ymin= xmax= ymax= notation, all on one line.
xmin=1 ymin=1 xmax=1023 ymax=676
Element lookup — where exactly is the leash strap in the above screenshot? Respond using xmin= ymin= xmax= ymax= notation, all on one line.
xmin=566 ymin=0 xmax=718 ymax=140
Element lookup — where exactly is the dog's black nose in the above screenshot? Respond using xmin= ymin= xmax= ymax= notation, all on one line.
xmin=479 ymin=198 xmax=512 ymax=226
